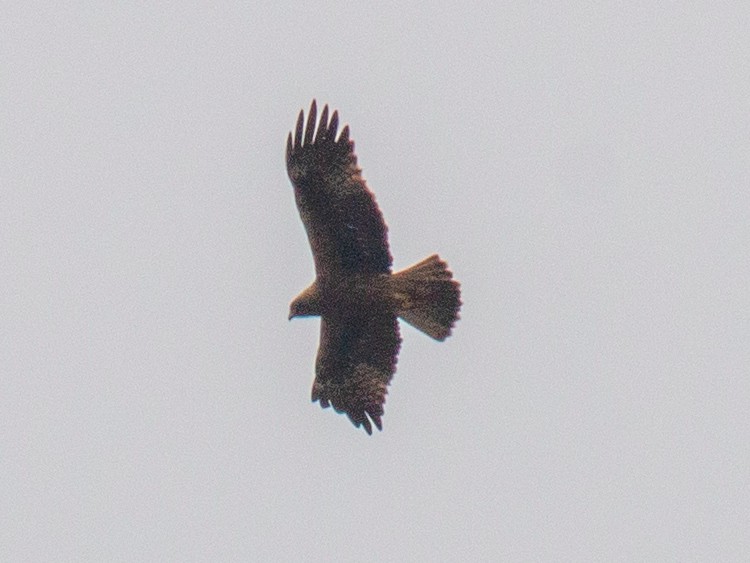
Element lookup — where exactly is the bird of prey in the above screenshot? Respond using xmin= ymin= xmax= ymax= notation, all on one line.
xmin=286 ymin=100 xmax=461 ymax=434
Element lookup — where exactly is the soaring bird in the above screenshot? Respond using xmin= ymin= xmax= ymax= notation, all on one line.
xmin=286 ymin=100 xmax=461 ymax=434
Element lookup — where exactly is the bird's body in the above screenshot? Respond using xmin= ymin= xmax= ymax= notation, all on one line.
xmin=286 ymin=100 xmax=461 ymax=434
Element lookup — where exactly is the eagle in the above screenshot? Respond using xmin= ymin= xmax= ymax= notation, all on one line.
xmin=286 ymin=100 xmax=461 ymax=434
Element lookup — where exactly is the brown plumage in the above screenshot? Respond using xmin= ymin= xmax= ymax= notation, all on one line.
xmin=286 ymin=100 xmax=461 ymax=434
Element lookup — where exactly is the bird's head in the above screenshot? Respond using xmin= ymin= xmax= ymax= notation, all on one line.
xmin=288 ymin=282 xmax=321 ymax=320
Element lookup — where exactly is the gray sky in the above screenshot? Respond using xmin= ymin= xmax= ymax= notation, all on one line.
xmin=2 ymin=3 xmax=748 ymax=560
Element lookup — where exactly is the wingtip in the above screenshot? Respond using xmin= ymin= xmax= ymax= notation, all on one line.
xmin=329 ymin=110 xmax=339 ymax=138
xmin=361 ymin=417 xmax=373 ymax=435
xmin=316 ymin=104 xmax=329 ymax=143
xmin=339 ymin=124 xmax=350 ymax=144
xmin=291 ymin=100 xmax=351 ymax=148
xmin=303 ymin=100 xmax=317 ymax=145
xmin=294 ymin=109 xmax=304 ymax=148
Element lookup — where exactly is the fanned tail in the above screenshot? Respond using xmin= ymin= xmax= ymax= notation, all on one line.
xmin=392 ymin=255 xmax=461 ymax=341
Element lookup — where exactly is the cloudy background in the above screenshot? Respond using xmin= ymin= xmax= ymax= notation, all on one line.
xmin=2 ymin=3 xmax=748 ymax=560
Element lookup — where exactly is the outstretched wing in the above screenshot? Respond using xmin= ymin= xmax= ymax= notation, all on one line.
xmin=286 ymin=100 xmax=392 ymax=276
xmin=312 ymin=307 xmax=401 ymax=434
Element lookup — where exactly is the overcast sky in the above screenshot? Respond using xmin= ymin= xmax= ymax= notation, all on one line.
xmin=2 ymin=3 xmax=748 ymax=560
